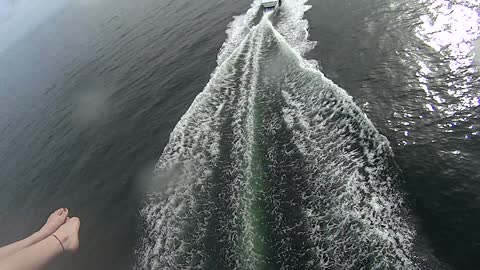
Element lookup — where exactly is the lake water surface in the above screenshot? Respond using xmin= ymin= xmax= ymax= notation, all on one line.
xmin=0 ymin=0 xmax=478 ymax=269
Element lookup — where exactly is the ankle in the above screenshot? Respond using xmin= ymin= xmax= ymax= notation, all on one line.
xmin=47 ymin=235 xmax=65 ymax=254
xmin=53 ymin=232 xmax=69 ymax=246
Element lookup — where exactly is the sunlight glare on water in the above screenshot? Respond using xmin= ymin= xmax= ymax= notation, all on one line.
xmin=414 ymin=0 xmax=480 ymax=140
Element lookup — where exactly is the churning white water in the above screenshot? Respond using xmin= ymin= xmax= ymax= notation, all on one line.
xmin=135 ymin=1 xmax=418 ymax=269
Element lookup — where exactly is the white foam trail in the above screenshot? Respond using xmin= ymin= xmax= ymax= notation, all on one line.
xmin=137 ymin=1 xmax=419 ymax=269
xmin=260 ymin=17 xmax=417 ymax=268
xmin=237 ymin=22 xmax=265 ymax=268
xmin=135 ymin=37 xmax=248 ymax=269
xmin=135 ymin=2 xmax=264 ymax=268
xmin=276 ymin=0 xmax=316 ymax=56
xmin=217 ymin=0 xmax=261 ymax=66
xmin=280 ymin=72 xmax=416 ymax=268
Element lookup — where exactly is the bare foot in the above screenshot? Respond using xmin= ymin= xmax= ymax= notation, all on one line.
xmin=37 ymin=208 xmax=69 ymax=239
xmin=53 ymin=217 xmax=80 ymax=253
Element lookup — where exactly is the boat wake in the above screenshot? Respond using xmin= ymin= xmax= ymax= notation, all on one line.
xmin=135 ymin=1 xmax=418 ymax=269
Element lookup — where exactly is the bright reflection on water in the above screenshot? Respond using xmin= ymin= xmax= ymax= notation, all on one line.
xmin=417 ymin=0 xmax=480 ymax=70
xmin=312 ymin=0 xmax=480 ymax=267
xmin=408 ymin=0 xmax=480 ymax=150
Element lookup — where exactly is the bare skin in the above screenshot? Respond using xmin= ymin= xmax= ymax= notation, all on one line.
xmin=0 ymin=217 xmax=80 ymax=270
xmin=0 ymin=208 xmax=69 ymax=261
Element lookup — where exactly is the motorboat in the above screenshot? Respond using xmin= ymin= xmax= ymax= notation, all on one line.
xmin=261 ymin=0 xmax=280 ymax=12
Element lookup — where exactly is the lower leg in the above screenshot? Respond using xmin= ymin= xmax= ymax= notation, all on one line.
xmin=0 ymin=209 xmax=69 ymax=261
xmin=0 ymin=217 xmax=80 ymax=270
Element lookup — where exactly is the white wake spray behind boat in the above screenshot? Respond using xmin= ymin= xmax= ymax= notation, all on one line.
xmin=134 ymin=0 xmax=420 ymax=269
